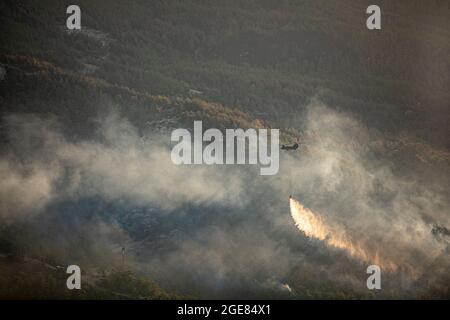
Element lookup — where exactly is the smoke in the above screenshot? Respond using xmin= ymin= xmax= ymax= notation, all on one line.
xmin=0 ymin=112 xmax=246 ymax=221
xmin=281 ymin=101 xmax=449 ymax=288
xmin=0 ymin=158 xmax=56 ymax=219
xmin=0 ymin=100 xmax=449 ymax=298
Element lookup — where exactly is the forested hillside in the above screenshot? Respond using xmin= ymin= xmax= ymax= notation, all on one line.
xmin=0 ymin=0 xmax=449 ymax=299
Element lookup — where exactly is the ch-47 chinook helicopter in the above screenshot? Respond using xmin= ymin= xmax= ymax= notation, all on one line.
xmin=281 ymin=143 xmax=299 ymax=151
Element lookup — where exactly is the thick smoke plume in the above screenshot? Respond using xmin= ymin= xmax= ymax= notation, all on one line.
xmin=281 ymin=102 xmax=449 ymax=283
xmin=0 ymin=101 xmax=449 ymax=298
